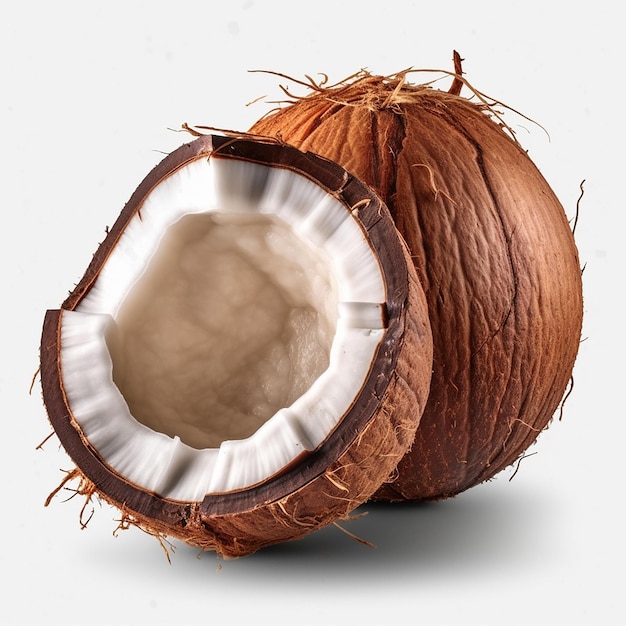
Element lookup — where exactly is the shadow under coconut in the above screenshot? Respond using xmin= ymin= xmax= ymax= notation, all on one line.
xmin=221 ymin=479 xmax=561 ymax=578
xmin=168 ymin=481 xmax=558 ymax=585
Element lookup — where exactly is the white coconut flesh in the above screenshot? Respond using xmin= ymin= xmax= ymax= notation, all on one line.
xmin=59 ymin=156 xmax=388 ymax=501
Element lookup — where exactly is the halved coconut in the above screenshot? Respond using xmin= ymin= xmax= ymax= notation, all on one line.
xmin=40 ymin=134 xmax=433 ymax=557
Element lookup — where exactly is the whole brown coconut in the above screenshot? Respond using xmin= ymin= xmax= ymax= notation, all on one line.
xmin=248 ymin=54 xmax=583 ymax=501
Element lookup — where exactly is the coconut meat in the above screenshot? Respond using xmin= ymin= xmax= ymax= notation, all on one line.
xmin=59 ymin=155 xmax=387 ymax=501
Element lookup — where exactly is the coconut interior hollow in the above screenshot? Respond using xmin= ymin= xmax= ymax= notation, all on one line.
xmin=59 ymin=155 xmax=387 ymax=500
xmin=108 ymin=211 xmax=338 ymax=450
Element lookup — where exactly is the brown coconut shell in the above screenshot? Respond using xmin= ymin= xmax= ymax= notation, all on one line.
xmin=248 ymin=62 xmax=584 ymax=501
xmin=39 ymin=134 xmax=433 ymax=556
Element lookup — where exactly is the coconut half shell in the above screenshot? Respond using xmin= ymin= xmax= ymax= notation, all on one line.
xmin=39 ymin=134 xmax=433 ymax=556
xmin=249 ymin=69 xmax=584 ymax=501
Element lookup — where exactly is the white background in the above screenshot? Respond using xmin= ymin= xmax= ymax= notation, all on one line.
xmin=2 ymin=1 xmax=623 ymax=624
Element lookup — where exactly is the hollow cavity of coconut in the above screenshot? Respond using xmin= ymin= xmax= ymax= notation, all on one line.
xmin=39 ymin=134 xmax=433 ymax=557
xmin=249 ymin=67 xmax=583 ymax=501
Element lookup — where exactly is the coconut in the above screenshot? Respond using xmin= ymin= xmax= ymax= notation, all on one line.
xmin=248 ymin=56 xmax=584 ymax=501
xmin=39 ymin=134 xmax=433 ymax=557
